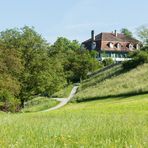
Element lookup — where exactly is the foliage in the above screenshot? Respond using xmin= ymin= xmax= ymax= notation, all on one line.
xmin=0 ymin=44 xmax=23 ymax=97
xmin=137 ymin=25 xmax=148 ymax=45
xmin=0 ymin=90 xmax=20 ymax=112
xmin=0 ymin=27 xmax=101 ymax=111
xmin=0 ymin=41 xmax=23 ymax=112
xmin=141 ymin=45 xmax=148 ymax=51
xmin=73 ymin=63 xmax=148 ymax=102
xmin=52 ymin=85 xmax=73 ymax=98
xmin=64 ymin=50 xmax=100 ymax=82
xmin=90 ymin=50 xmax=98 ymax=58
xmin=102 ymin=58 xmax=114 ymax=66
xmin=50 ymin=37 xmax=100 ymax=83
xmin=122 ymin=50 xmax=148 ymax=70
xmin=0 ymin=27 xmax=66 ymax=109
xmin=21 ymin=97 xmax=58 ymax=112
xmin=121 ymin=28 xmax=133 ymax=37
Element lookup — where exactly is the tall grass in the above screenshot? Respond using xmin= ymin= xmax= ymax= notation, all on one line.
xmin=21 ymin=97 xmax=58 ymax=112
xmin=52 ymin=85 xmax=73 ymax=98
xmin=0 ymin=64 xmax=148 ymax=147
xmin=0 ymin=94 xmax=147 ymax=147
xmin=82 ymin=64 xmax=122 ymax=90
xmin=74 ymin=64 xmax=148 ymax=102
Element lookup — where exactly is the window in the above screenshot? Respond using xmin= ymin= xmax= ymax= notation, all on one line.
xmin=115 ymin=54 xmax=118 ymax=58
xmin=116 ymin=43 xmax=121 ymax=49
xmin=91 ymin=42 xmax=96 ymax=50
xmin=107 ymin=53 xmax=111 ymax=57
xmin=111 ymin=53 xmax=115 ymax=58
xmin=136 ymin=44 xmax=139 ymax=50
xmin=109 ymin=42 xmax=114 ymax=48
xmin=129 ymin=43 xmax=133 ymax=50
xmin=123 ymin=54 xmax=127 ymax=58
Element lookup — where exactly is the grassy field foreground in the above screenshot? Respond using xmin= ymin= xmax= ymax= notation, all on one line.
xmin=0 ymin=94 xmax=148 ymax=147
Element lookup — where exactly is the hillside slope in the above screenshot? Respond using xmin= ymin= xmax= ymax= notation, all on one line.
xmin=74 ymin=63 xmax=148 ymax=102
xmin=0 ymin=64 xmax=148 ymax=147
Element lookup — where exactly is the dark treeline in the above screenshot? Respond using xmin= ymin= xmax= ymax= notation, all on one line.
xmin=0 ymin=26 xmax=101 ymax=112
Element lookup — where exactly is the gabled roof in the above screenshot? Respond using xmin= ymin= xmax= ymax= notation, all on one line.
xmin=82 ymin=32 xmax=142 ymax=52
xmin=83 ymin=32 xmax=140 ymax=43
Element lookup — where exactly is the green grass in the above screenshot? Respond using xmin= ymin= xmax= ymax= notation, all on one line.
xmin=82 ymin=64 xmax=122 ymax=90
xmin=0 ymin=64 xmax=148 ymax=147
xmin=74 ymin=64 xmax=148 ymax=102
xmin=0 ymin=94 xmax=147 ymax=147
xmin=52 ymin=85 xmax=73 ymax=98
xmin=0 ymin=111 xmax=5 ymax=115
xmin=21 ymin=97 xmax=59 ymax=112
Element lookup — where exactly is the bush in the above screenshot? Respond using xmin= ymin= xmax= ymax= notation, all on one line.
xmin=0 ymin=90 xmax=20 ymax=112
xmin=102 ymin=58 xmax=114 ymax=66
xmin=122 ymin=50 xmax=148 ymax=70
xmin=141 ymin=45 xmax=148 ymax=51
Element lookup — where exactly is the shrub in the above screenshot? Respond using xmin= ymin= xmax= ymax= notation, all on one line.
xmin=122 ymin=50 xmax=148 ymax=70
xmin=141 ymin=45 xmax=148 ymax=51
xmin=0 ymin=90 xmax=20 ymax=112
xmin=102 ymin=58 xmax=114 ymax=66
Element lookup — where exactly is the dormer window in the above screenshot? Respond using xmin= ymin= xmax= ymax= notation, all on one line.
xmin=129 ymin=43 xmax=133 ymax=50
xmin=91 ymin=42 xmax=96 ymax=50
xmin=116 ymin=43 xmax=121 ymax=49
xmin=109 ymin=42 xmax=114 ymax=48
xmin=136 ymin=44 xmax=139 ymax=50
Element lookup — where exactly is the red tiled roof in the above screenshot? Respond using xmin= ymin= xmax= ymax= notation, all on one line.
xmin=82 ymin=32 xmax=141 ymax=52
xmin=83 ymin=32 xmax=140 ymax=43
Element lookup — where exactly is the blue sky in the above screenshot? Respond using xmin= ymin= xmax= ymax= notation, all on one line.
xmin=0 ymin=0 xmax=147 ymax=43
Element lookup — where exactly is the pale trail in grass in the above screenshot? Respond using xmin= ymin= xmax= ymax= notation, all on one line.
xmin=41 ymin=86 xmax=79 ymax=112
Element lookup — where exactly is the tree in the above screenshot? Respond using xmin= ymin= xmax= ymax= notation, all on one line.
xmin=0 ymin=44 xmax=22 ymax=112
xmin=0 ymin=27 xmax=67 ymax=107
xmin=49 ymin=37 xmax=80 ymax=56
xmin=121 ymin=28 xmax=133 ymax=37
xmin=50 ymin=37 xmax=100 ymax=83
xmin=0 ymin=27 xmax=102 ymax=111
xmin=122 ymin=49 xmax=148 ymax=70
xmin=18 ymin=27 xmax=65 ymax=105
xmin=137 ymin=25 xmax=148 ymax=45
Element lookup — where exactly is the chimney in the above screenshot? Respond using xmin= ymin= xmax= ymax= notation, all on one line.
xmin=114 ymin=30 xmax=117 ymax=37
xmin=91 ymin=30 xmax=95 ymax=41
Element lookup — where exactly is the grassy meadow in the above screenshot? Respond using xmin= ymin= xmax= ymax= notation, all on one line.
xmin=21 ymin=97 xmax=59 ymax=112
xmin=52 ymin=85 xmax=73 ymax=98
xmin=0 ymin=94 xmax=148 ymax=147
xmin=74 ymin=64 xmax=148 ymax=102
xmin=0 ymin=63 xmax=148 ymax=147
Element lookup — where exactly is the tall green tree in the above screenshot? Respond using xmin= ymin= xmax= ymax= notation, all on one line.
xmin=0 ymin=43 xmax=23 ymax=111
xmin=50 ymin=37 xmax=100 ymax=83
xmin=0 ymin=27 xmax=101 ymax=111
xmin=137 ymin=25 xmax=148 ymax=45
xmin=121 ymin=28 xmax=133 ymax=37
xmin=0 ymin=27 xmax=66 ymax=107
xmin=18 ymin=27 xmax=66 ymax=105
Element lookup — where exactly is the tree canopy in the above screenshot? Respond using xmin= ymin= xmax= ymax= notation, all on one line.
xmin=121 ymin=28 xmax=133 ymax=37
xmin=0 ymin=26 xmax=101 ymax=111
xmin=137 ymin=25 xmax=148 ymax=45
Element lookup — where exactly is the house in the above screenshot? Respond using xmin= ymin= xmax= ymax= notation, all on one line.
xmin=82 ymin=30 xmax=142 ymax=62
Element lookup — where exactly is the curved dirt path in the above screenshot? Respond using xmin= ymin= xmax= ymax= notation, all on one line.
xmin=42 ymin=86 xmax=78 ymax=112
